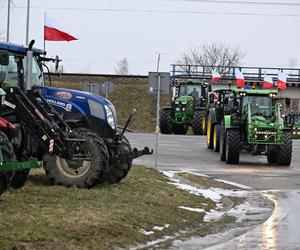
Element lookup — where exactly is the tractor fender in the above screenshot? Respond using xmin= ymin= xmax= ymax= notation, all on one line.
xmin=161 ymin=106 xmax=172 ymax=112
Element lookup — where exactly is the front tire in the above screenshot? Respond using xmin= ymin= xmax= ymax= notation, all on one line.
xmin=0 ymin=132 xmax=15 ymax=195
xmin=159 ymin=109 xmax=172 ymax=134
xmin=267 ymin=150 xmax=277 ymax=164
xmin=225 ymin=129 xmax=241 ymax=164
xmin=44 ymin=129 xmax=109 ymax=188
xmin=192 ymin=110 xmax=204 ymax=135
xmin=100 ymin=135 xmax=133 ymax=184
xmin=219 ymin=124 xmax=226 ymax=161
xmin=277 ymin=131 xmax=292 ymax=166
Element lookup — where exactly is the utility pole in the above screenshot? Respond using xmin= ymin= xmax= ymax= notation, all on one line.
xmin=25 ymin=0 xmax=30 ymax=45
xmin=6 ymin=0 xmax=11 ymax=42
xmin=154 ymin=53 xmax=161 ymax=169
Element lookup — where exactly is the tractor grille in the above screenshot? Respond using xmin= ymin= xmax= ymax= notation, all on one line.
xmin=250 ymin=130 xmax=282 ymax=144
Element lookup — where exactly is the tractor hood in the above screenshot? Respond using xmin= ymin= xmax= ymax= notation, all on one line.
xmin=174 ymin=95 xmax=194 ymax=105
xmin=38 ymin=86 xmax=118 ymax=132
xmin=248 ymin=115 xmax=283 ymax=144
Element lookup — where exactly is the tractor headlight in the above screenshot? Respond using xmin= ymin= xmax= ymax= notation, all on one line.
xmin=104 ymin=105 xmax=116 ymax=130
xmin=182 ymin=108 xmax=185 ymax=111
xmin=176 ymin=107 xmax=180 ymax=111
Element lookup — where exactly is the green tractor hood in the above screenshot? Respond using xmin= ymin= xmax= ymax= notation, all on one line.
xmin=172 ymin=95 xmax=194 ymax=124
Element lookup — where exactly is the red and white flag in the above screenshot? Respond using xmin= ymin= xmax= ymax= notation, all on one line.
xmin=235 ymin=69 xmax=245 ymax=88
xmin=44 ymin=14 xmax=78 ymax=41
xmin=211 ymin=70 xmax=221 ymax=83
xmin=262 ymin=74 xmax=273 ymax=89
xmin=277 ymin=71 xmax=288 ymax=90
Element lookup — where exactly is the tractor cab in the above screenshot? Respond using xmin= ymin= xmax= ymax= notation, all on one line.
xmin=175 ymin=81 xmax=208 ymax=108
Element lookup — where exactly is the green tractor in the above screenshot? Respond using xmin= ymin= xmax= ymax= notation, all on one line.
xmin=205 ymin=89 xmax=233 ymax=151
xmin=159 ymin=81 xmax=208 ymax=135
xmin=285 ymin=113 xmax=300 ymax=139
xmin=218 ymin=89 xmax=292 ymax=166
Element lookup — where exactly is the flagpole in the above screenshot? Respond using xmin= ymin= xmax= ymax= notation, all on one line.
xmin=43 ymin=12 xmax=46 ymax=52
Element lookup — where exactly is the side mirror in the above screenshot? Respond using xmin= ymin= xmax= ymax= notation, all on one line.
xmin=0 ymin=50 xmax=9 ymax=66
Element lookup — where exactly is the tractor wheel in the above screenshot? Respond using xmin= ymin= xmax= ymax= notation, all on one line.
xmin=44 ymin=129 xmax=109 ymax=188
xmin=213 ymin=124 xmax=221 ymax=152
xmin=100 ymin=135 xmax=132 ymax=184
xmin=191 ymin=110 xmax=204 ymax=135
xmin=202 ymin=115 xmax=207 ymax=135
xmin=206 ymin=116 xmax=214 ymax=149
xmin=277 ymin=131 xmax=293 ymax=166
xmin=225 ymin=129 xmax=241 ymax=164
xmin=173 ymin=124 xmax=187 ymax=135
xmin=159 ymin=109 xmax=172 ymax=134
xmin=10 ymin=169 xmax=30 ymax=189
xmin=267 ymin=151 xmax=277 ymax=164
xmin=0 ymin=132 xmax=15 ymax=195
xmin=219 ymin=124 xmax=226 ymax=161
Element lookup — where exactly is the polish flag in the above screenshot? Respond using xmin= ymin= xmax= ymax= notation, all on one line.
xmin=262 ymin=74 xmax=273 ymax=89
xmin=277 ymin=71 xmax=288 ymax=90
xmin=211 ymin=70 xmax=221 ymax=83
xmin=44 ymin=14 xmax=78 ymax=41
xmin=235 ymin=69 xmax=245 ymax=88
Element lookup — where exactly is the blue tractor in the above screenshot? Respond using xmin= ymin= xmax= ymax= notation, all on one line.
xmin=0 ymin=40 xmax=152 ymax=189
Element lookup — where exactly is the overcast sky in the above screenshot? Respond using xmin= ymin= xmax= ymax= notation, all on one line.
xmin=0 ymin=0 xmax=300 ymax=74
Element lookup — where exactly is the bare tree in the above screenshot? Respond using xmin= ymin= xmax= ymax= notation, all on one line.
xmin=115 ymin=58 xmax=129 ymax=75
xmin=176 ymin=42 xmax=245 ymax=75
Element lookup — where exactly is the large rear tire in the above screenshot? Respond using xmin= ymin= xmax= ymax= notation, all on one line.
xmin=192 ymin=110 xmax=204 ymax=135
xmin=44 ymin=129 xmax=109 ymax=188
xmin=159 ymin=109 xmax=172 ymax=134
xmin=225 ymin=129 xmax=241 ymax=164
xmin=206 ymin=116 xmax=214 ymax=149
xmin=0 ymin=132 xmax=15 ymax=195
xmin=213 ymin=124 xmax=221 ymax=152
xmin=219 ymin=124 xmax=226 ymax=161
xmin=100 ymin=135 xmax=133 ymax=184
xmin=202 ymin=114 xmax=207 ymax=135
xmin=277 ymin=131 xmax=292 ymax=166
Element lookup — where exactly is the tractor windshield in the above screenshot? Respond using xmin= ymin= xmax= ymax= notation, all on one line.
xmin=0 ymin=55 xmax=44 ymax=88
xmin=294 ymin=115 xmax=300 ymax=124
xmin=244 ymin=95 xmax=272 ymax=116
xmin=179 ymin=85 xmax=203 ymax=101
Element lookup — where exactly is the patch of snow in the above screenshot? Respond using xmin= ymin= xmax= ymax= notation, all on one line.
xmin=165 ymin=224 xmax=170 ymax=228
xmin=171 ymin=182 xmax=222 ymax=202
xmin=184 ymin=171 xmax=210 ymax=178
xmin=153 ymin=225 xmax=166 ymax=231
xmin=139 ymin=229 xmax=154 ymax=236
xmin=214 ymin=179 xmax=252 ymax=190
xmin=204 ymin=210 xmax=225 ymax=222
xmin=179 ymin=206 xmax=205 ymax=213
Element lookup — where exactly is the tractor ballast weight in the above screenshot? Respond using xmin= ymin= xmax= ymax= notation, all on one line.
xmin=218 ymin=89 xmax=292 ymax=166
xmin=0 ymin=40 xmax=152 ymax=191
xmin=159 ymin=81 xmax=208 ymax=135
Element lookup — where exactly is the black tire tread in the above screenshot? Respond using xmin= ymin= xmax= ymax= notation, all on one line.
xmin=277 ymin=132 xmax=292 ymax=166
xmin=159 ymin=109 xmax=172 ymax=134
xmin=226 ymin=129 xmax=241 ymax=164
xmin=192 ymin=110 xmax=204 ymax=135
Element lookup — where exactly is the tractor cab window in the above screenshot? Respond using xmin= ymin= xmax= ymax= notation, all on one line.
xmin=24 ymin=56 xmax=44 ymax=87
xmin=293 ymin=114 xmax=300 ymax=124
xmin=0 ymin=55 xmax=44 ymax=88
xmin=0 ymin=55 xmax=18 ymax=87
xmin=179 ymin=85 xmax=203 ymax=104
xmin=244 ymin=96 xmax=272 ymax=116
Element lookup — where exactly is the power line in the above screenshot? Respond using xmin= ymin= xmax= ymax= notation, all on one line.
xmin=185 ymin=0 xmax=300 ymax=7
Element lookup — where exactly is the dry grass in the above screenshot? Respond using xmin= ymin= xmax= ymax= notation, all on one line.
xmin=0 ymin=166 xmax=214 ymax=250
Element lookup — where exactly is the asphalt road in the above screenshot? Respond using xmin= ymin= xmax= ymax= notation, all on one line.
xmin=126 ymin=132 xmax=300 ymax=249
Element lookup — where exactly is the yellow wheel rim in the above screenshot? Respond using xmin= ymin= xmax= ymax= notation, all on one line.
xmin=213 ymin=126 xmax=217 ymax=149
xmin=207 ymin=117 xmax=211 ymax=144
xmin=202 ymin=116 xmax=206 ymax=131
